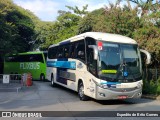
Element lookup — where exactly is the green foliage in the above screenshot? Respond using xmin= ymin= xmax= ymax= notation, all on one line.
xmin=38 ymin=8 xmax=82 ymax=50
xmin=66 ymin=4 xmax=88 ymax=17
xmin=78 ymin=6 xmax=141 ymax=36
xmin=129 ymin=0 xmax=158 ymax=12
xmin=0 ymin=0 xmax=36 ymax=56
xmin=0 ymin=0 xmax=160 ymax=95
xmin=78 ymin=13 xmax=95 ymax=34
xmin=157 ymin=78 xmax=160 ymax=94
xmin=78 ymin=2 xmax=160 ymax=60
xmin=143 ymin=78 xmax=160 ymax=95
xmin=0 ymin=0 xmax=160 ymax=62
xmin=133 ymin=12 xmax=160 ymax=59
xmin=33 ymin=21 xmax=54 ymax=50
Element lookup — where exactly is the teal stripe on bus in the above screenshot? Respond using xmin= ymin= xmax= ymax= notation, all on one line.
xmin=47 ymin=61 xmax=76 ymax=69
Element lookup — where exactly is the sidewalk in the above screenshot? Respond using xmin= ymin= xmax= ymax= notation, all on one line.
xmin=1 ymin=80 xmax=160 ymax=101
xmin=0 ymin=82 xmax=37 ymax=102
xmin=142 ymin=94 xmax=160 ymax=100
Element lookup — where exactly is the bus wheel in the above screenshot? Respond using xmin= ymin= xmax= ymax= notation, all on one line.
xmin=78 ymin=82 xmax=89 ymax=101
xmin=51 ymin=75 xmax=56 ymax=87
xmin=40 ymin=74 xmax=45 ymax=81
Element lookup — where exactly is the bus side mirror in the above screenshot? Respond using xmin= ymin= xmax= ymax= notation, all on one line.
xmin=88 ymin=45 xmax=98 ymax=60
xmin=140 ymin=49 xmax=151 ymax=65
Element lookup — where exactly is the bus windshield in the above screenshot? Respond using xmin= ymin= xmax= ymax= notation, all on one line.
xmin=98 ymin=42 xmax=142 ymax=82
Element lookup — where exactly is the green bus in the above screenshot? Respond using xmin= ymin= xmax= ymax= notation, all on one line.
xmin=4 ymin=51 xmax=47 ymax=81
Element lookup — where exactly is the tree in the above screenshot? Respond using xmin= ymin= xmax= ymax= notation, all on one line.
xmin=34 ymin=21 xmax=55 ymax=50
xmin=129 ymin=0 xmax=160 ymax=60
xmin=78 ymin=5 xmax=141 ymax=37
xmin=66 ymin=4 xmax=88 ymax=17
xmin=0 ymin=0 xmax=36 ymax=55
xmin=0 ymin=0 xmax=17 ymax=55
xmin=78 ymin=8 xmax=109 ymax=34
xmin=77 ymin=1 xmax=160 ymax=60
xmin=39 ymin=6 xmax=82 ymax=49
xmin=129 ymin=0 xmax=159 ymax=17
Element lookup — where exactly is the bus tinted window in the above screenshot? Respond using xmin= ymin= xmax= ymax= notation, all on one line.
xmin=5 ymin=56 xmax=14 ymax=62
xmin=29 ymin=54 xmax=44 ymax=63
xmin=57 ymin=46 xmax=64 ymax=58
xmin=69 ymin=43 xmax=76 ymax=58
xmin=64 ymin=45 xmax=70 ymax=58
xmin=75 ymin=40 xmax=85 ymax=62
xmin=5 ymin=54 xmax=44 ymax=62
xmin=18 ymin=55 xmax=28 ymax=62
xmin=86 ymin=37 xmax=97 ymax=76
xmin=48 ymin=47 xmax=57 ymax=59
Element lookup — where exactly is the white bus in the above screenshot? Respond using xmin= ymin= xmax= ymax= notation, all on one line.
xmin=47 ymin=32 xmax=151 ymax=101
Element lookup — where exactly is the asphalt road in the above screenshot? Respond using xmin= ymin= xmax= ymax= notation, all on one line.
xmin=0 ymin=81 xmax=160 ymax=120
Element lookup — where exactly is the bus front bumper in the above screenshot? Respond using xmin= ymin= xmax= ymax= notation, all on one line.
xmin=96 ymin=86 xmax=142 ymax=100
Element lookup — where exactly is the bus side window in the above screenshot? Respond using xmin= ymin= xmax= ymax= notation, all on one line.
xmin=87 ymin=48 xmax=97 ymax=76
xmin=64 ymin=45 xmax=70 ymax=58
xmin=48 ymin=47 xmax=57 ymax=59
xmin=18 ymin=55 xmax=28 ymax=62
xmin=69 ymin=43 xmax=75 ymax=58
xmin=33 ymin=54 xmax=43 ymax=63
xmin=6 ymin=56 xmax=16 ymax=62
xmin=76 ymin=41 xmax=85 ymax=62
xmin=85 ymin=37 xmax=97 ymax=76
xmin=57 ymin=46 xmax=64 ymax=58
xmin=48 ymin=48 xmax=54 ymax=59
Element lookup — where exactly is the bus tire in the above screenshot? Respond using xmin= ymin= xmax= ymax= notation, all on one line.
xmin=78 ymin=82 xmax=89 ymax=101
xmin=51 ymin=74 xmax=56 ymax=87
xmin=40 ymin=74 xmax=45 ymax=81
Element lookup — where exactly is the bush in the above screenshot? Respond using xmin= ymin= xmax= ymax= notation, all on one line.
xmin=143 ymin=78 xmax=160 ymax=95
xmin=142 ymin=80 xmax=149 ymax=94
xmin=157 ymin=78 xmax=160 ymax=94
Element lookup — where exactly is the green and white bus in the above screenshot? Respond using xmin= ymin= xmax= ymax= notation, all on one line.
xmin=4 ymin=51 xmax=47 ymax=81
xmin=47 ymin=32 xmax=151 ymax=100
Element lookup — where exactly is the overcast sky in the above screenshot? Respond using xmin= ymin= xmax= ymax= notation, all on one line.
xmin=13 ymin=0 xmax=132 ymax=21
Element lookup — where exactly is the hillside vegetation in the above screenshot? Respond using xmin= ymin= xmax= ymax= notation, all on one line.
xmin=0 ymin=0 xmax=160 ymax=61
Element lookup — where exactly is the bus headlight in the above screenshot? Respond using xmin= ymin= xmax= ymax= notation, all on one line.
xmin=100 ymin=84 xmax=108 ymax=89
xmin=137 ymin=82 xmax=142 ymax=88
xmin=92 ymin=79 xmax=108 ymax=89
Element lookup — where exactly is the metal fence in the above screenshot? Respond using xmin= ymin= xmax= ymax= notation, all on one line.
xmin=0 ymin=74 xmax=23 ymax=92
xmin=142 ymin=67 xmax=160 ymax=82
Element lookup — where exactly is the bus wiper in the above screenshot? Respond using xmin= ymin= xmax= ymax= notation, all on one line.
xmin=115 ymin=63 xmax=124 ymax=81
xmin=115 ymin=62 xmax=136 ymax=82
xmin=121 ymin=62 xmax=136 ymax=81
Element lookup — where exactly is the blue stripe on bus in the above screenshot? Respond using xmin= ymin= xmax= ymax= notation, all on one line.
xmin=100 ymin=82 xmax=121 ymax=85
xmin=100 ymin=82 xmax=121 ymax=88
xmin=47 ymin=61 xmax=76 ymax=69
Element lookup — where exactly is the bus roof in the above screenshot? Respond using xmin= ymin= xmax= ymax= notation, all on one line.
xmin=6 ymin=51 xmax=46 ymax=56
xmin=49 ymin=32 xmax=137 ymax=48
xmin=19 ymin=51 xmax=47 ymax=55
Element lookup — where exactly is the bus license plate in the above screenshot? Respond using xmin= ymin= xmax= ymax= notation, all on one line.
xmin=118 ymin=95 xmax=128 ymax=99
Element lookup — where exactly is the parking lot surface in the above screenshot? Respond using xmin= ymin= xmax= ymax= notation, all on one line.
xmin=0 ymin=81 xmax=160 ymax=120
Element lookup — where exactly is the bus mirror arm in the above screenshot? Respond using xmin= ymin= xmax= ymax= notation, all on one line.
xmin=140 ymin=49 xmax=151 ymax=65
xmin=88 ymin=45 xmax=98 ymax=60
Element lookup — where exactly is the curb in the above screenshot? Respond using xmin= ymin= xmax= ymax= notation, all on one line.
xmin=142 ymin=95 xmax=160 ymax=100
